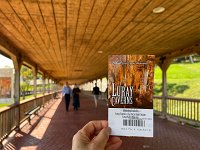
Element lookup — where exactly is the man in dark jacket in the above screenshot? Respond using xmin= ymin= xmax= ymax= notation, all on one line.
xmin=72 ymin=84 xmax=81 ymax=111
xmin=92 ymin=83 xmax=100 ymax=108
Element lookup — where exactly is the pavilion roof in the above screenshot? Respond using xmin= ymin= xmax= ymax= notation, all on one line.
xmin=0 ymin=0 xmax=200 ymax=84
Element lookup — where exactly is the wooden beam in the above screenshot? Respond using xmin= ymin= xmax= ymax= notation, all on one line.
xmin=0 ymin=33 xmax=52 ymax=79
xmin=32 ymin=66 xmax=38 ymax=98
xmin=0 ymin=34 xmax=19 ymax=57
xmin=11 ymin=55 xmax=22 ymax=106
xmin=157 ymin=57 xmax=173 ymax=118
xmin=42 ymin=75 xmax=46 ymax=95
xmin=157 ymin=42 xmax=200 ymax=62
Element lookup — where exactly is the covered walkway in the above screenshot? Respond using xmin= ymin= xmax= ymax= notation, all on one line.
xmin=3 ymin=94 xmax=200 ymax=150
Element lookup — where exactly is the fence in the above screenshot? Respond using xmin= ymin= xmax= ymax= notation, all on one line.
xmin=0 ymin=93 xmax=54 ymax=144
xmin=82 ymin=91 xmax=200 ymax=123
xmin=153 ymin=96 xmax=200 ymax=123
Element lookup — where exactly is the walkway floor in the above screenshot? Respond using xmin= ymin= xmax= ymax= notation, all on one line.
xmin=3 ymin=95 xmax=200 ymax=150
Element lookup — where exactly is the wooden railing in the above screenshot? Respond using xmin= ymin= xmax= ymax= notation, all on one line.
xmin=0 ymin=93 xmax=54 ymax=144
xmin=153 ymin=96 xmax=163 ymax=112
xmin=82 ymin=91 xmax=200 ymax=123
xmin=153 ymin=96 xmax=200 ymax=123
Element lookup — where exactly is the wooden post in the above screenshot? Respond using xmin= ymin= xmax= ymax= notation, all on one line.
xmin=12 ymin=55 xmax=21 ymax=105
xmin=32 ymin=66 xmax=37 ymax=98
xmin=11 ymin=55 xmax=22 ymax=130
xmin=100 ymin=78 xmax=103 ymax=92
xmin=42 ymin=73 xmax=46 ymax=95
xmin=158 ymin=57 xmax=172 ymax=118
xmin=48 ymin=77 xmax=50 ymax=93
xmin=90 ymin=81 xmax=92 ymax=92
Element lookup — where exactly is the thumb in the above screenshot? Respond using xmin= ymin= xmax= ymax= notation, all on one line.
xmin=93 ymin=127 xmax=111 ymax=148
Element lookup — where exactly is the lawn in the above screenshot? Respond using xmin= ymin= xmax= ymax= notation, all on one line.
xmin=0 ymin=93 xmax=44 ymax=109
xmin=154 ymin=62 xmax=200 ymax=98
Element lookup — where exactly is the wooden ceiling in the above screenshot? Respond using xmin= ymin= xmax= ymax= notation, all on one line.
xmin=0 ymin=0 xmax=200 ymax=84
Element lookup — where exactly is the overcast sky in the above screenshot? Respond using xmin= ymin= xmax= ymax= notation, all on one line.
xmin=0 ymin=54 xmax=13 ymax=68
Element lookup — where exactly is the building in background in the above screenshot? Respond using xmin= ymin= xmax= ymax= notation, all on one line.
xmin=0 ymin=68 xmax=14 ymax=103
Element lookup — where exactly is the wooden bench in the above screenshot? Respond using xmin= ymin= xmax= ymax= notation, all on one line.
xmin=25 ymin=106 xmax=41 ymax=125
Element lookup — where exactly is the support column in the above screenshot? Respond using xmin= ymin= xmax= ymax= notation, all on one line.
xmin=11 ymin=55 xmax=22 ymax=105
xmin=11 ymin=55 xmax=22 ymax=131
xmin=42 ymin=73 xmax=46 ymax=95
xmin=158 ymin=57 xmax=172 ymax=118
xmin=32 ymin=66 xmax=37 ymax=98
xmin=48 ymin=77 xmax=50 ymax=93
xmin=100 ymin=78 xmax=103 ymax=92
xmin=90 ymin=81 xmax=92 ymax=91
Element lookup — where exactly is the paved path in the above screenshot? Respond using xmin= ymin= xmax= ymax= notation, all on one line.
xmin=3 ymin=95 xmax=200 ymax=150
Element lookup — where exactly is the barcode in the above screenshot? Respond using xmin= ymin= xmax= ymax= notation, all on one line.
xmin=123 ymin=119 xmax=145 ymax=127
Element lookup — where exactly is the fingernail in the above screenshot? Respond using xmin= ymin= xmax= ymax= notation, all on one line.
xmin=107 ymin=127 xmax=111 ymax=135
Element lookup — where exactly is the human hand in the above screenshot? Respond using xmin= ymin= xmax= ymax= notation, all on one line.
xmin=72 ymin=120 xmax=122 ymax=150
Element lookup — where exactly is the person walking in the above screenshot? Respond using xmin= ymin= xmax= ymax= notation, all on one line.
xmin=62 ymin=82 xmax=72 ymax=112
xmin=92 ymin=83 xmax=100 ymax=108
xmin=72 ymin=84 xmax=81 ymax=111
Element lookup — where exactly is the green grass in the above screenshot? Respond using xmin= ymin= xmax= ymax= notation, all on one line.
xmin=0 ymin=93 xmax=44 ymax=109
xmin=0 ymin=103 xmax=10 ymax=108
xmin=20 ymin=93 xmax=43 ymax=101
xmin=154 ymin=62 xmax=200 ymax=98
xmin=154 ymin=62 xmax=200 ymax=79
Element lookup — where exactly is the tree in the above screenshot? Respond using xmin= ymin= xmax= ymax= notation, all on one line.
xmin=20 ymin=66 xmax=33 ymax=99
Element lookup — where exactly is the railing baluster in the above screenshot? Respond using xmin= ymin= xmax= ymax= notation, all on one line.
xmin=176 ymin=100 xmax=179 ymax=116
xmin=191 ymin=102 xmax=192 ymax=120
xmin=0 ymin=92 xmax=57 ymax=144
xmin=153 ymin=96 xmax=200 ymax=124
xmin=173 ymin=100 xmax=175 ymax=115
xmin=198 ymin=103 xmax=199 ymax=121
xmin=181 ymin=100 xmax=183 ymax=118
xmin=185 ymin=101 xmax=187 ymax=119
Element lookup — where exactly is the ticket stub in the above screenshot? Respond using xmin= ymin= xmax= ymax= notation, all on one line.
xmin=108 ymin=55 xmax=155 ymax=137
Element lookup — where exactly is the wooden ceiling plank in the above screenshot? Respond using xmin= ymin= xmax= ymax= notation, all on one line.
xmin=78 ymin=0 xmax=122 ymax=70
xmin=65 ymin=0 xmax=69 ymax=79
xmin=88 ymin=1 xmax=158 ymax=63
xmin=87 ymin=0 xmax=147 ymax=65
xmin=95 ymin=0 xmax=197 ymax=67
xmin=66 ymin=0 xmax=81 ymax=78
xmin=0 ymin=18 xmax=28 ymax=52
xmin=23 ymin=0 xmax=58 ymax=70
xmin=52 ymin=1 xmax=67 ymax=77
xmin=88 ymin=0 xmax=189 ymax=74
xmin=38 ymin=0 xmax=63 ymax=70
xmin=72 ymin=0 xmax=109 ymax=71
xmin=0 ymin=26 xmax=47 ymax=75
xmin=68 ymin=0 xmax=81 ymax=78
xmin=23 ymin=0 xmax=62 ymax=70
xmin=3 ymin=0 xmax=49 ymax=64
xmin=100 ymin=0 xmax=178 ymax=55
xmin=7 ymin=0 xmax=46 ymax=53
xmin=0 ymin=4 xmax=32 ymax=51
xmin=146 ymin=22 xmax=200 ymax=56
xmin=152 ymin=12 xmax=200 ymax=48
xmin=99 ymin=0 xmax=169 ymax=55
xmin=51 ymin=0 xmax=65 ymax=71
xmin=70 ymin=0 xmax=96 ymax=74
xmin=129 ymin=1 xmax=200 ymax=56
xmin=35 ymin=0 xmax=63 ymax=71
xmin=117 ymin=0 xmax=199 ymax=55
xmin=74 ymin=0 xmax=110 ymax=71
xmin=0 ymin=10 xmax=45 ymax=64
